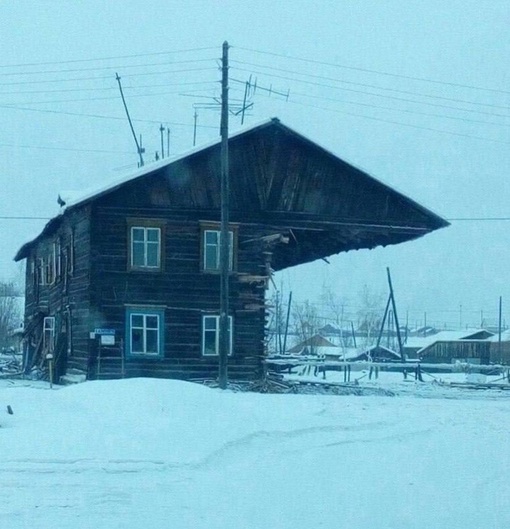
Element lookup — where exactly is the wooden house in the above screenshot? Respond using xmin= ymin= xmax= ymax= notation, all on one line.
xmin=14 ymin=118 xmax=448 ymax=383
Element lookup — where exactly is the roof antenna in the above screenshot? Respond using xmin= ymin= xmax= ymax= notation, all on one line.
xmin=116 ymin=72 xmax=145 ymax=167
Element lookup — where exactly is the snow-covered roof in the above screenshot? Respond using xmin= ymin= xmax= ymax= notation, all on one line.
xmin=60 ymin=117 xmax=275 ymax=211
xmin=405 ymin=329 xmax=493 ymax=349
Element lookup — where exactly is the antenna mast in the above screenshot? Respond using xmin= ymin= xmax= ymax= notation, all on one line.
xmin=116 ymin=72 xmax=144 ymax=167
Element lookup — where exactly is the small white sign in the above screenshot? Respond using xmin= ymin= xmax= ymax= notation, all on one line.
xmin=101 ymin=334 xmax=115 ymax=345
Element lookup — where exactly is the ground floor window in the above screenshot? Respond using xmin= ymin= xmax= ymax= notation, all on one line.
xmin=125 ymin=308 xmax=164 ymax=357
xmin=202 ymin=315 xmax=233 ymax=356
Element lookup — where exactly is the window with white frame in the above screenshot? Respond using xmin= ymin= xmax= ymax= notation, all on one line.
xmin=43 ymin=316 xmax=55 ymax=352
xmin=130 ymin=226 xmax=161 ymax=269
xmin=202 ymin=315 xmax=233 ymax=356
xmin=126 ymin=308 xmax=164 ymax=357
xmin=203 ymin=229 xmax=234 ymax=271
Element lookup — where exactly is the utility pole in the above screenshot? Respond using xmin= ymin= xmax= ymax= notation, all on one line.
xmin=498 ymin=296 xmax=503 ymax=360
xmin=218 ymin=41 xmax=230 ymax=389
xmin=167 ymin=127 xmax=170 ymax=157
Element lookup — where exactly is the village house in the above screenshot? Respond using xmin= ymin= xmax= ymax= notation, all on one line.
xmin=14 ymin=118 xmax=448 ymax=383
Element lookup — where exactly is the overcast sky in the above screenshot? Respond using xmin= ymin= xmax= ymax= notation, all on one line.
xmin=1 ymin=1 xmax=509 ymax=328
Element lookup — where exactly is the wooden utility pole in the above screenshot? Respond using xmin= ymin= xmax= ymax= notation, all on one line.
xmin=387 ymin=267 xmax=405 ymax=361
xmin=218 ymin=41 xmax=230 ymax=389
xmin=498 ymin=296 xmax=503 ymax=359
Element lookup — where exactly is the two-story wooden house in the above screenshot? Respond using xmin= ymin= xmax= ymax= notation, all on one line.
xmin=14 ymin=118 xmax=448 ymax=382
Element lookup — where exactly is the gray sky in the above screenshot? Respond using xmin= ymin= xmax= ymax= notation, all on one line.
xmin=1 ymin=1 xmax=509 ymax=328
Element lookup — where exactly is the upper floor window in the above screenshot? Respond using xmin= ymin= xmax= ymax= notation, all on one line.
xmin=130 ymin=226 xmax=161 ymax=270
xmin=200 ymin=220 xmax=239 ymax=273
xmin=203 ymin=229 xmax=233 ymax=271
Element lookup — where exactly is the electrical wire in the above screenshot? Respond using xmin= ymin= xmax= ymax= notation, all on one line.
xmin=0 ymin=141 xmax=133 ymax=154
xmin=231 ymin=66 xmax=510 ymax=120
xmin=0 ymin=103 xmax=220 ymax=128
xmin=1 ymin=85 xmax=218 ymax=106
xmin=0 ymin=80 xmax=217 ymax=96
xmin=0 ymin=46 xmax=217 ymax=69
xmin=231 ymin=59 xmax=510 ymax=112
xmin=287 ymin=89 xmax=510 ymax=129
xmin=286 ymin=98 xmax=510 ymax=145
xmin=0 ymin=61 xmax=217 ymax=78
xmin=235 ymin=45 xmax=510 ymax=96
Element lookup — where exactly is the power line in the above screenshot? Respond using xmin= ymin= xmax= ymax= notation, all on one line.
xmin=0 ymin=103 xmax=219 ymax=128
xmin=0 ymin=141 xmax=133 ymax=154
xmin=286 ymin=98 xmax=510 ymax=145
xmin=0 ymin=64 xmax=216 ymax=86
xmin=1 ymin=85 xmax=218 ymax=106
xmin=0 ymin=80 xmax=217 ymax=96
xmin=231 ymin=66 xmax=510 ymax=120
xmin=235 ymin=45 xmax=510 ymax=96
xmin=0 ymin=46 xmax=217 ymax=69
xmin=0 ymin=61 xmax=217 ymax=78
xmin=232 ymin=60 xmax=510 ymax=112
xmin=287 ymin=89 xmax=510 ymax=129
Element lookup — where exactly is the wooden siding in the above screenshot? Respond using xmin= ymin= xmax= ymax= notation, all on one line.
xmin=16 ymin=119 xmax=448 ymax=383
xmin=419 ymin=340 xmax=491 ymax=364
xmin=88 ymin=203 xmax=268 ymax=380
xmin=23 ymin=207 xmax=91 ymax=377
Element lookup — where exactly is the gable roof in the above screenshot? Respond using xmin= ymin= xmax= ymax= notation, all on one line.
xmin=15 ymin=118 xmax=448 ymax=266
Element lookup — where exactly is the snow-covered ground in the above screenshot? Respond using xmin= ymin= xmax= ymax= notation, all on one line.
xmin=1 ymin=377 xmax=509 ymax=529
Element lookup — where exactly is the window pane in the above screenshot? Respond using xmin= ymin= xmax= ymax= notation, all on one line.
xmin=132 ymin=227 xmax=145 ymax=242
xmin=205 ymin=231 xmax=218 ymax=244
xmin=132 ymin=241 xmax=145 ymax=266
xmin=146 ymin=329 xmax=159 ymax=354
xmin=205 ymin=246 xmax=217 ymax=270
xmin=146 ymin=315 xmax=159 ymax=330
xmin=147 ymin=228 xmax=160 ymax=242
xmin=204 ymin=330 xmax=217 ymax=355
xmin=146 ymin=242 xmax=159 ymax=267
xmin=131 ymin=328 xmax=144 ymax=353
xmin=131 ymin=314 xmax=144 ymax=327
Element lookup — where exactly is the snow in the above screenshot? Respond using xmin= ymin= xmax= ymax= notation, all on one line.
xmin=1 ymin=377 xmax=509 ymax=529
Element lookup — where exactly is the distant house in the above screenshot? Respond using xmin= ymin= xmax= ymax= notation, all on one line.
xmin=414 ymin=330 xmax=495 ymax=365
xmin=404 ymin=329 xmax=494 ymax=360
xmin=487 ymin=331 xmax=510 ymax=365
xmin=287 ymin=334 xmax=336 ymax=355
xmin=14 ymin=118 xmax=447 ymax=383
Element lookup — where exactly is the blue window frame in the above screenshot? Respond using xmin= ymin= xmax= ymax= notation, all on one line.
xmin=125 ymin=307 xmax=164 ymax=357
xmin=202 ymin=315 xmax=233 ymax=356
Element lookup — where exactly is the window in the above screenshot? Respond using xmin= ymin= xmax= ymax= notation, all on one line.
xmin=126 ymin=308 xmax=164 ymax=357
xmin=43 ymin=316 xmax=55 ymax=352
xmin=203 ymin=229 xmax=234 ymax=271
xmin=37 ymin=258 xmax=46 ymax=285
xmin=130 ymin=226 xmax=161 ymax=269
xmin=202 ymin=315 xmax=233 ymax=356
